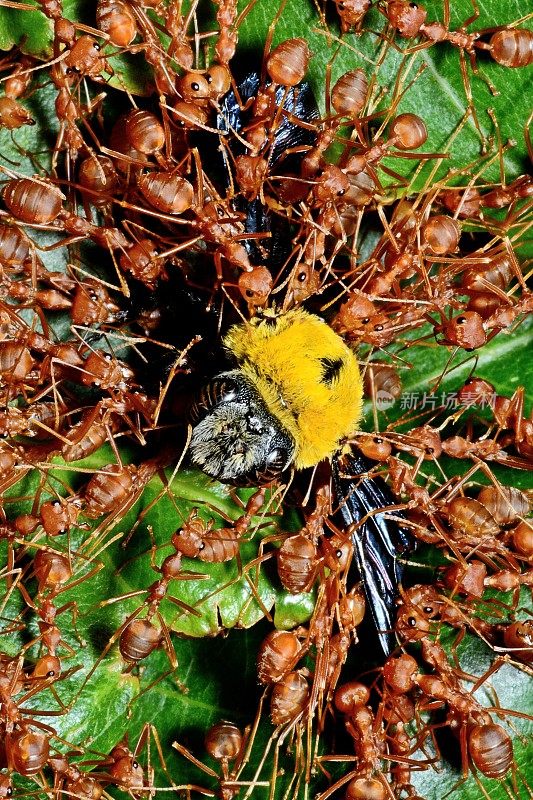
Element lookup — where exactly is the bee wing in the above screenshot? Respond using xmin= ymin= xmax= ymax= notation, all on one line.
xmin=269 ymin=81 xmax=319 ymax=164
xmin=216 ymin=72 xmax=260 ymax=135
xmin=216 ymin=75 xmax=319 ymax=268
xmin=331 ymin=449 xmax=413 ymax=656
xmin=216 ymin=75 xmax=319 ymax=156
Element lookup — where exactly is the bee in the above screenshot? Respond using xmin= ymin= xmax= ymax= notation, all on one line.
xmin=189 ymin=308 xmax=411 ymax=654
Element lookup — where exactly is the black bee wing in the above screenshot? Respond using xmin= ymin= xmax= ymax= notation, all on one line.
xmin=215 ymin=75 xmax=319 ymax=267
xmin=216 ymin=72 xmax=260 ymax=135
xmin=331 ymin=449 xmax=413 ymax=656
xmin=216 ymin=75 xmax=319 ymax=158
xmin=268 ymin=81 xmax=320 ymax=165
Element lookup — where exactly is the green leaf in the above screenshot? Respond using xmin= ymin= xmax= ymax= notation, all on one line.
xmin=0 ymin=1 xmax=531 ymax=799
xmin=0 ymin=2 xmax=50 ymax=56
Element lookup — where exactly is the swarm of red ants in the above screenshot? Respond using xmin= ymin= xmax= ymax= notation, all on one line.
xmin=0 ymin=0 xmax=531 ymax=798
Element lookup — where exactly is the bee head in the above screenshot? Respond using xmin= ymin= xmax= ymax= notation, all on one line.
xmin=189 ymin=371 xmax=295 ymax=486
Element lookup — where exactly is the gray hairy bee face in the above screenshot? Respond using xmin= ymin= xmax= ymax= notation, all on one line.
xmin=189 ymin=371 xmax=295 ymax=486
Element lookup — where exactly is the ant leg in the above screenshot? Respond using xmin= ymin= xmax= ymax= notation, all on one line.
xmin=458 ymin=50 xmax=487 ymax=152
xmin=462 ymin=0 xmax=481 ymax=29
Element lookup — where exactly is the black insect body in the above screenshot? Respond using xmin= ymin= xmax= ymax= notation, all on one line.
xmin=332 ymin=450 xmax=412 ymax=655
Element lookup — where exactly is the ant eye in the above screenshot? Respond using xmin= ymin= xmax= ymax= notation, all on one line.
xmin=93 ymin=43 xmax=101 ymax=51
xmin=362 ymin=317 xmax=370 ymax=324
xmin=408 ymin=616 xmax=416 ymax=627
xmin=457 ymin=316 xmax=467 ymax=324
xmin=191 ymin=82 xmax=200 ymax=92
xmin=297 ymin=271 xmax=307 ymax=282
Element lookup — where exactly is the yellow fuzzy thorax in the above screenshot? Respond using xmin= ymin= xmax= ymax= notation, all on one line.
xmin=223 ymin=309 xmax=363 ymax=469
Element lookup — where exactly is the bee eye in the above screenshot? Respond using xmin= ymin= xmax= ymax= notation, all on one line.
xmin=235 ymin=444 xmax=294 ymax=488
xmin=215 ymin=377 xmax=238 ymax=403
xmin=267 ymin=447 xmax=288 ymax=469
xmin=260 ymin=446 xmax=292 ymax=481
